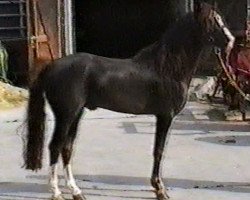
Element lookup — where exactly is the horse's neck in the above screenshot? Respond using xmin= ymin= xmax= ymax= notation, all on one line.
xmin=157 ymin=37 xmax=203 ymax=83
xmin=133 ymin=43 xmax=159 ymax=64
xmin=133 ymin=16 xmax=204 ymax=84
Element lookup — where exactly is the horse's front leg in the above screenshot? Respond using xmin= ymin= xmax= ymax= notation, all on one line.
xmin=151 ymin=114 xmax=173 ymax=200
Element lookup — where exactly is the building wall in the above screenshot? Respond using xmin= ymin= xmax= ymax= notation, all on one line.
xmin=74 ymin=0 xmax=186 ymax=58
xmin=0 ymin=0 xmax=28 ymax=86
xmin=0 ymin=0 xmax=246 ymax=84
xmin=0 ymin=1 xmax=26 ymax=39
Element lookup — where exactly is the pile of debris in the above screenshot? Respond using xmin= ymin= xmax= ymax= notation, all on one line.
xmin=189 ymin=76 xmax=250 ymax=121
xmin=0 ymin=81 xmax=28 ymax=109
xmin=188 ymin=76 xmax=221 ymax=101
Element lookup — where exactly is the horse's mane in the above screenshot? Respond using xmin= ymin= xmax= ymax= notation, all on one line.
xmin=133 ymin=13 xmax=202 ymax=80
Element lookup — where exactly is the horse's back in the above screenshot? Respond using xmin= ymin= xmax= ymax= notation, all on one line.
xmin=80 ymin=55 xmax=165 ymax=113
xmin=42 ymin=52 xmax=174 ymax=114
xmin=47 ymin=53 xmax=153 ymax=112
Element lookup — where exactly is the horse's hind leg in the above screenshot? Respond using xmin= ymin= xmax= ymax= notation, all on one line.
xmin=50 ymin=164 xmax=64 ymax=200
xmin=151 ymin=114 xmax=173 ymax=200
xmin=49 ymin=106 xmax=82 ymax=200
xmin=62 ymin=108 xmax=86 ymax=200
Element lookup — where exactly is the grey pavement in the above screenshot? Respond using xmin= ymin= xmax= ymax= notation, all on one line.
xmin=0 ymin=101 xmax=250 ymax=200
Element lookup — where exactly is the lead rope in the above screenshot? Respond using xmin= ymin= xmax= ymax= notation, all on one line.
xmin=211 ymin=11 xmax=250 ymax=101
xmin=213 ymin=9 xmax=250 ymax=102
xmin=215 ymin=49 xmax=250 ymax=102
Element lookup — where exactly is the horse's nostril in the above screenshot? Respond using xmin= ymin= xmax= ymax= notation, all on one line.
xmin=209 ymin=37 xmax=215 ymax=42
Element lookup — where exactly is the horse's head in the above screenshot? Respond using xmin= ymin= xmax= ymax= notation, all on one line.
xmin=194 ymin=1 xmax=235 ymax=54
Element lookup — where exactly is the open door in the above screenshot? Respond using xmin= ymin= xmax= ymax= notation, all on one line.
xmin=26 ymin=0 xmax=63 ymax=81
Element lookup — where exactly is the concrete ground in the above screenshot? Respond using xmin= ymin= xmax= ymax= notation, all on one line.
xmin=0 ymin=101 xmax=250 ymax=200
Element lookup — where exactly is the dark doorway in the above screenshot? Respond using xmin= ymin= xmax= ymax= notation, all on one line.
xmin=74 ymin=0 xmax=180 ymax=58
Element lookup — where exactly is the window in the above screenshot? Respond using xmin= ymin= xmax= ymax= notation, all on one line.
xmin=0 ymin=0 xmax=26 ymax=40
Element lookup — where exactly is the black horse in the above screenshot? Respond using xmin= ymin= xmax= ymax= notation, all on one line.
xmin=24 ymin=2 xmax=234 ymax=200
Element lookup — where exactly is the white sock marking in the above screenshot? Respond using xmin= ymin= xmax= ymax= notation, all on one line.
xmin=49 ymin=164 xmax=62 ymax=198
xmin=64 ymin=164 xmax=81 ymax=195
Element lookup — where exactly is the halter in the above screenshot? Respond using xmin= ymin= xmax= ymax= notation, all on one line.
xmin=212 ymin=11 xmax=249 ymax=102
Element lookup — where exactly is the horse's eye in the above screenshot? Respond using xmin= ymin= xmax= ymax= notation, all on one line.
xmin=209 ymin=36 xmax=214 ymax=42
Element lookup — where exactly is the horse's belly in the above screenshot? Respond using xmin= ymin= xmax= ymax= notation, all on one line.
xmin=98 ymin=94 xmax=148 ymax=114
xmin=86 ymin=86 xmax=150 ymax=114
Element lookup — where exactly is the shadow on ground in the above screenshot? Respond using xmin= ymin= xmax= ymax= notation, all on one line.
xmin=196 ymin=135 xmax=250 ymax=146
xmin=25 ymin=174 xmax=250 ymax=194
xmin=119 ymin=121 xmax=250 ymax=135
xmin=1 ymin=175 xmax=250 ymax=199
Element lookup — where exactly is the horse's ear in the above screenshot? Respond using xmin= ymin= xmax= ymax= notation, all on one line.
xmin=194 ymin=1 xmax=212 ymax=22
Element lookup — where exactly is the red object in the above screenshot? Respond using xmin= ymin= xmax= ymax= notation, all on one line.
xmin=229 ymin=47 xmax=250 ymax=77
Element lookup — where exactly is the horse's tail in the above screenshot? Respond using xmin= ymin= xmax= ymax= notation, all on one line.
xmin=23 ymin=65 xmax=47 ymax=171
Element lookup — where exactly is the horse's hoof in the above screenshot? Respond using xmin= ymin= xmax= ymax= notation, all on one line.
xmin=156 ymin=189 xmax=170 ymax=200
xmin=73 ymin=194 xmax=86 ymax=200
xmin=51 ymin=195 xmax=65 ymax=200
